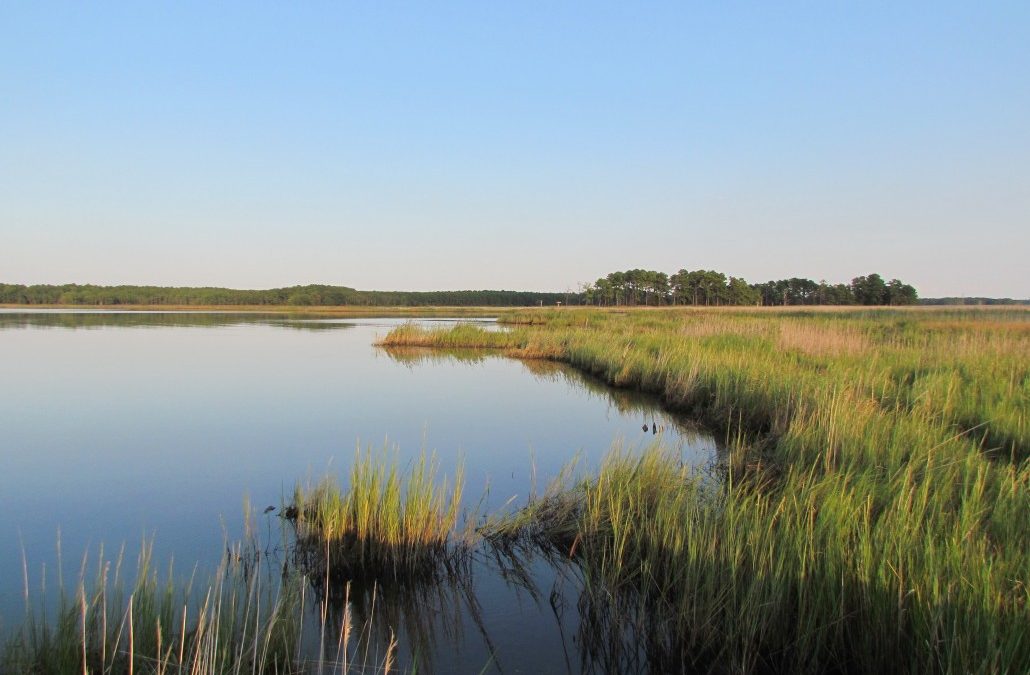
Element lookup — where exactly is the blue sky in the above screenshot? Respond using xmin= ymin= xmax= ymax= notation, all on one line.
xmin=2 ymin=2 xmax=1027 ymax=296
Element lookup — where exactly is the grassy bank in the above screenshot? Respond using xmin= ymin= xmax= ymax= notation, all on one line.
xmin=381 ymin=307 xmax=1030 ymax=673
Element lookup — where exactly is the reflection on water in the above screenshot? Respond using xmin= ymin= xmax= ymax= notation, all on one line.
xmin=0 ymin=310 xmax=717 ymax=673
xmin=302 ymin=556 xmax=494 ymax=672
xmin=379 ymin=345 xmax=496 ymax=366
xmin=0 ymin=310 xmax=501 ymax=331
xmin=282 ymin=515 xmax=692 ymax=673
xmin=383 ymin=346 xmax=712 ymax=442
xmin=276 ymin=521 xmax=566 ymax=672
xmin=0 ymin=310 xmax=360 ymax=331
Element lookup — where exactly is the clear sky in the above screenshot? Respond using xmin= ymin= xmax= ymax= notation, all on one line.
xmin=2 ymin=2 xmax=1028 ymax=297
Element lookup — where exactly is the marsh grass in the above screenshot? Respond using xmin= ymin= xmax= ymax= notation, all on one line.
xmin=287 ymin=448 xmax=469 ymax=584
xmin=385 ymin=307 xmax=1030 ymax=673
xmin=1 ymin=536 xmax=305 ymax=675
xmin=2 ymin=532 xmax=425 ymax=675
xmin=376 ymin=322 xmax=562 ymax=360
xmin=485 ymin=441 xmax=1029 ymax=673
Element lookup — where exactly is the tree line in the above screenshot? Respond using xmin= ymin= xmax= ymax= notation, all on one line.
xmin=0 ymin=272 xmax=926 ymax=308
xmin=582 ymin=270 xmax=918 ymax=306
xmin=0 ymin=283 xmax=567 ymax=307
xmin=919 ymin=297 xmax=1029 ymax=306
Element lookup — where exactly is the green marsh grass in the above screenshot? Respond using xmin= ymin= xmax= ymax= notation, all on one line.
xmin=287 ymin=448 xmax=469 ymax=583
xmin=2 ymin=538 xmax=304 ymax=674
xmin=385 ymin=307 xmax=1030 ymax=673
xmin=3 ymin=530 xmax=423 ymax=674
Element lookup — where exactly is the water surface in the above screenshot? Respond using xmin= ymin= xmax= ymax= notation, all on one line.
xmin=0 ymin=310 xmax=717 ymax=671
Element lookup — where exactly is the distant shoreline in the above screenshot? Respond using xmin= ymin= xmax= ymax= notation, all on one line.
xmin=0 ymin=303 xmax=509 ymax=316
xmin=3 ymin=303 xmax=1028 ymax=313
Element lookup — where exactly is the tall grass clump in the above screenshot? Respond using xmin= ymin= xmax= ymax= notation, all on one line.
xmin=482 ymin=446 xmax=719 ymax=671
xmin=386 ymin=306 xmax=1030 ymax=673
xmin=2 ymin=539 xmax=303 ymax=675
xmin=377 ymin=322 xmax=520 ymax=350
xmin=377 ymin=321 xmax=564 ymax=359
xmin=288 ymin=448 xmax=468 ymax=583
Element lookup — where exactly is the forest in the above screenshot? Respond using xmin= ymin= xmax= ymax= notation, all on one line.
xmin=920 ymin=296 xmax=1030 ymax=306
xmin=0 ymin=283 xmax=566 ymax=307
xmin=581 ymin=269 xmax=919 ymax=306
xmin=0 ymin=273 xmax=941 ymax=308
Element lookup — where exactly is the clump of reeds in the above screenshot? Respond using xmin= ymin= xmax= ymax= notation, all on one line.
xmin=287 ymin=448 xmax=468 ymax=583
xmin=376 ymin=322 xmax=565 ymax=360
xmin=2 ymin=531 xmax=417 ymax=674
xmin=376 ymin=323 xmax=519 ymax=350
xmin=1 ymin=538 xmax=303 ymax=675
xmin=481 ymin=446 xmax=711 ymax=671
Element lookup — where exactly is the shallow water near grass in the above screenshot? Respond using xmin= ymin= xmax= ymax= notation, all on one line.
xmin=0 ymin=310 xmax=717 ymax=671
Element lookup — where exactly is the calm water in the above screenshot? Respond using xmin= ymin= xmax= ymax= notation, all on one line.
xmin=0 ymin=310 xmax=717 ymax=671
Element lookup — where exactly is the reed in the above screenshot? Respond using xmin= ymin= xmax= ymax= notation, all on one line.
xmin=287 ymin=448 xmax=468 ymax=583
xmin=376 ymin=321 xmax=564 ymax=360
xmin=2 ymin=539 xmax=303 ymax=675
xmin=2 ymin=532 xmax=425 ymax=674
xmin=388 ymin=306 xmax=1030 ymax=673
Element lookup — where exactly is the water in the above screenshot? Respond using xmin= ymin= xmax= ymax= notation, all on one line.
xmin=0 ymin=310 xmax=718 ymax=671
